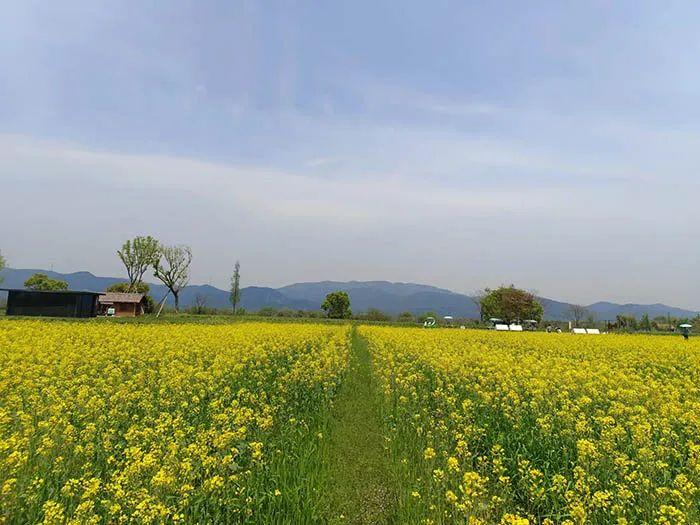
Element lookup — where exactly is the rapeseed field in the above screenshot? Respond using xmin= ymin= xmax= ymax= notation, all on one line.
xmin=0 ymin=321 xmax=349 ymax=524
xmin=362 ymin=326 xmax=700 ymax=524
xmin=3 ymin=320 xmax=699 ymax=524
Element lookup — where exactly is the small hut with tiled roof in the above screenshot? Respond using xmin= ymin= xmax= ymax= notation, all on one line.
xmin=98 ymin=292 xmax=146 ymax=317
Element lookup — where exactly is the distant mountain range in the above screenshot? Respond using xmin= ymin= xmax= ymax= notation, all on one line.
xmin=0 ymin=268 xmax=316 ymax=312
xmin=1 ymin=268 xmax=697 ymax=321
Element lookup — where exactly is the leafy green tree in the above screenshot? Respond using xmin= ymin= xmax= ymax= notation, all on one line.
xmin=359 ymin=308 xmax=391 ymax=322
xmin=629 ymin=316 xmax=639 ymax=331
xmin=0 ymin=250 xmax=5 ymax=284
xmin=24 ymin=273 xmax=68 ymax=291
xmin=397 ymin=311 xmax=415 ymax=323
xmin=105 ymin=282 xmax=147 ymax=294
xmin=615 ymin=314 xmax=639 ymax=331
xmin=105 ymin=282 xmax=156 ymax=314
xmin=321 ymin=291 xmax=352 ymax=319
xmin=640 ymin=313 xmax=652 ymax=331
xmin=479 ymin=285 xmax=544 ymax=323
xmin=117 ymin=236 xmax=160 ymax=292
xmin=230 ymin=261 xmax=241 ymax=314
xmin=275 ymin=308 xmax=296 ymax=318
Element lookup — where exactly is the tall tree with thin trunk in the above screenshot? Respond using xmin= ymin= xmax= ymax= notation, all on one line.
xmin=193 ymin=293 xmax=208 ymax=314
xmin=471 ymin=288 xmax=488 ymax=321
xmin=230 ymin=261 xmax=241 ymax=314
xmin=153 ymin=244 xmax=192 ymax=312
xmin=118 ymin=236 xmax=160 ymax=292
xmin=0 ymin=250 xmax=5 ymax=284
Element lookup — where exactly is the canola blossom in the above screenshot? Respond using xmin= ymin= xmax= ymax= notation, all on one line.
xmin=0 ymin=321 xmax=349 ymax=524
xmin=362 ymin=326 xmax=700 ymax=524
xmin=4 ymin=319 xmax=700 ymax=524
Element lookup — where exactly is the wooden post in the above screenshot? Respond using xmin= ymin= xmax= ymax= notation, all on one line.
xmin=155 ymin=291 xmax=170 ymax=318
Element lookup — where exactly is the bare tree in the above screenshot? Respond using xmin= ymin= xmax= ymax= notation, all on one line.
xmin=568 ymin=304 xmax=589 ymax=327
xmin=471 ymin=288 xmax=489 ymax=322
xmin=193 ymin=293 xmax=208 ymax=314
xmin=118 ymin=236 xmax=160 ymax=291
xmin=230 ymin=261 xmax=241 ymax=314
xmin=153 ymin=244 xmax=192 ymax=312
xmin=585 ymin=313 xmax=597 ymax=328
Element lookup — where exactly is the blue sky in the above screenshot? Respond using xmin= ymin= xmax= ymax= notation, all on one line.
xmin=2 ymin=1 xmax=700 ymax=308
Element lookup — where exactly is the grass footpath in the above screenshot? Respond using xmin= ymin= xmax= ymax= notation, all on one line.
xmin=324 ymin=327 xmax=396 ymax=524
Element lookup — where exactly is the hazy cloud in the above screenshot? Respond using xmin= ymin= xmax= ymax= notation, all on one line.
xmin=2 ymin=1 xmax=700 ymax=308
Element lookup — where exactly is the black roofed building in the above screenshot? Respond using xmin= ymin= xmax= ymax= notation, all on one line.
xmin=1 ymin=289 xmax=103 ymax=318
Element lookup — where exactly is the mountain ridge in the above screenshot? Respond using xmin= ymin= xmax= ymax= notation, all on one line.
xmin=0 ymin=268 xmax=697 ymax=321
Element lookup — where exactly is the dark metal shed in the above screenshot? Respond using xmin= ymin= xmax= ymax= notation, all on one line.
xmin=0 ymin=289 xmax=103 ymax=318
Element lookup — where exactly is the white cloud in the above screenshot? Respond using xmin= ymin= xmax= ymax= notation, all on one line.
xmin=0 ymin=133 xmax=583 ymax=289
xmin=0 ymin=134 xmax=575 ymax=226
xmin=2 ymin=104 xmax=700 ymax=308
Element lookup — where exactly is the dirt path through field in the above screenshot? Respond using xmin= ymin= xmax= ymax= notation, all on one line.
xmin=324 ymin=327 xmax=395 ymax=524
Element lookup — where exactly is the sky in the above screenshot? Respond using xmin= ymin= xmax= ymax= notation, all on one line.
xmin=2 ymin=1 xmax=700 ymax=309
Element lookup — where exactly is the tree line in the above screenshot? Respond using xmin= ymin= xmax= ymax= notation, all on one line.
xmin=114 ymin=236 xmax=242 ymax=314
xmin=0 ymin=238 xmax=241 ymax=315
xmin=313 ymin=286 xmax=699 ymax=331
xmin=0 ymin=246 xmax=697 ymax=328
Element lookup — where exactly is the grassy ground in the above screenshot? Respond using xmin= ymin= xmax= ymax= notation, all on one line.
xmin=323 ymin=328 xmax=396 ymax=524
